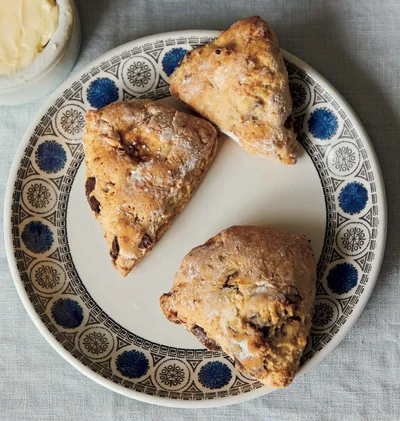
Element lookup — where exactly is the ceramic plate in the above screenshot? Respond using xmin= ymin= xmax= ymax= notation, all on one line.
xmin=4 ymin=31 xmax=387 ymax=407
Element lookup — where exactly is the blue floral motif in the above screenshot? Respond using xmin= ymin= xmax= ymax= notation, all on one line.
xmin=87 ymin=78 xmax=119 ymax=109
xmin=51 ymin=298 xmax=84 ymax=328
xmin=162 ymin=48 xmax=188 ymax=76
xmin=327 ymin=263 xmax=358 ymax=294
xmin=116 ymin=350 xmax=149 ymax=378
xmin=198 ymin=361 xmax=232 ymax=389
xmin=21 ymin=221 xmax=53 ymax=253
xmin=339 ymin=182 xmax=368 ymax=214
xmin=308 ymin=108 xmax=338 ymax=140
xmin=35 ymin=141 xmax=67 ymax=173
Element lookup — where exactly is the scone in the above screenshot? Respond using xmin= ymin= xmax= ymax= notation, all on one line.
xmin=160 ymin=226 xmax=316 ymax=387
xmin=170 ymin=16 xmax=297 ymax=164
xmin=83 ymin=100 xmax=218 ymax=277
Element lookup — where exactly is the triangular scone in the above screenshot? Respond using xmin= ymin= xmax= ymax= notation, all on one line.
xmin=83 ymin=100 xmax=218 ymax=277
xmin=160 ymin=226 xmax=316 ymax=388
xmin=170 ymin=16 xmax=297 ymax=164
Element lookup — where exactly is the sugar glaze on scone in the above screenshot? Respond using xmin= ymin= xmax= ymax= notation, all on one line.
xmin=83 ymin=100 xmax=218 ymax=277
xmin=160 ymin=226 xmax=316 ymax=387
xmin=170 ymin=16 xmax=297 ymax=164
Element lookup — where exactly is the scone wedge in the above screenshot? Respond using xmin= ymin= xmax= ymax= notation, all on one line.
xmin=170 ymin=16 xmax=297 ymax=164
xmin=160 ymin=226 xmax=316 ymax=388
xmin=83 ymin=100 xmax=218 ymax=277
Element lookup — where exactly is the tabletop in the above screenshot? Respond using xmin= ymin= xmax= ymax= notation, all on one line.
xmin=1 ymin=1 xmax=399 ymax=420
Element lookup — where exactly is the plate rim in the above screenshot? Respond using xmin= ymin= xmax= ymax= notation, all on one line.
xmin=4 ymin=30 xmax=387 ymax=408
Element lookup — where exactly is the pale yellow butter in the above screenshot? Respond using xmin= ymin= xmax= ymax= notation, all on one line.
xmin=0 ymin=0 xmax=59 ymax=75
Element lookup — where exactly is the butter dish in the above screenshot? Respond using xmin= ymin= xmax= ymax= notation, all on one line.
xmin=0 ymin=0 xmax=81 ymax=105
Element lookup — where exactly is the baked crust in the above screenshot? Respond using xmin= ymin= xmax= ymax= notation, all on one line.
xmin=170 ymin=16 xmax=297 ymax=164
xmin=83 ymin=100 xmax=218 ymax=277
xmin=160 ymin=226 xmax=316 ymax=387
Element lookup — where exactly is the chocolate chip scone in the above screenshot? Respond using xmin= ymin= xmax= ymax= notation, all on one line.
xmin=170 ymin=16 xmax=297 ymax=164
xmin=83 ymin=100 xmax=218 ymax=277
xmin=160 ymin=226 xmax=316 ymax=388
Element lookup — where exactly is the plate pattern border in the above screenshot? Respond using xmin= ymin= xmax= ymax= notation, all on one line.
xmin=9 ymin=35 xmax=380 ymax=401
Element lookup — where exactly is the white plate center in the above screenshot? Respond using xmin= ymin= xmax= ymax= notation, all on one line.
xmin=68 ymin=99 xmax=326 ymax=349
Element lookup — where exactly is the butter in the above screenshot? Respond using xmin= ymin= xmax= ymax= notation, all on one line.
xmin=0 ymin=0 xmax=59 ymax=75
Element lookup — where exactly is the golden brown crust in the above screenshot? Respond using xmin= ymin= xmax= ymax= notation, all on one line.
xmin=170 ymin=16 xmax=297 ymax=164
xmin=160 ymin=226 xmax=316 ymax=388
xmin=83 ymin=100 xmax=218 ymax=277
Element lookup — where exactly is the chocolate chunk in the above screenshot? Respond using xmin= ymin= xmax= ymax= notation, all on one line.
xmin=138 ymin=233 xmax=152 ymax=249
xmin=223 ymin=271 xmax=239 ymax=288
xmin=86 ymin=177 xmax=100 ymax=213
xmin=215 ymin=49 xmax=221 ymax=55
xmin=249 ymin=320 xmax=270 ymax=339
xmin=286 ymin=294 xmax=302 ymax=304
xmin=89 ymin=196 xmax=101 ymax=213
xmin=255 ymin=96 xmax=265 ymax=106
xmin=124 ymin=142 xmax=139 ymax=157
xmin=284 ymin=114 xmax=293 ymax=129
xmin=191 ymin=325 xmax=222 ymax=351
xmin=286 ymin=285 xmax=302 ymax=304
xmin=288 ymin=316 xmax=301 ymax=322
xmin=110 ymin=236 xmax=119 ymax=260
xmin=261 ymin=326 xmax=270 ymax=338
xmin=170 ymin=313 xmax=181 ymax=324
xmin=85 ymin=177 xmax=96 ymax=198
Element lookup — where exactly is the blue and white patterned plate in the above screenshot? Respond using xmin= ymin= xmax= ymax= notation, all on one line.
xmin=4 ymin=31 xmax=387 ymax=407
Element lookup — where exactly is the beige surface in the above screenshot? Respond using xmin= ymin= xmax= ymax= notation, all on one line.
xmin=161 ymin=226 xmax=316 ymax=387
xmin=170 ymin=16 xmax=297 ymax=164
xmin=83 ymin=100 xmax=218 ymax=276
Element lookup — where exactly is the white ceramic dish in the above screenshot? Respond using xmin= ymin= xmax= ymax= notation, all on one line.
xmin=0 ymin=0 xmax=81 ymax=106
xmin=4 ymin=31 xmax=386 ymax=407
